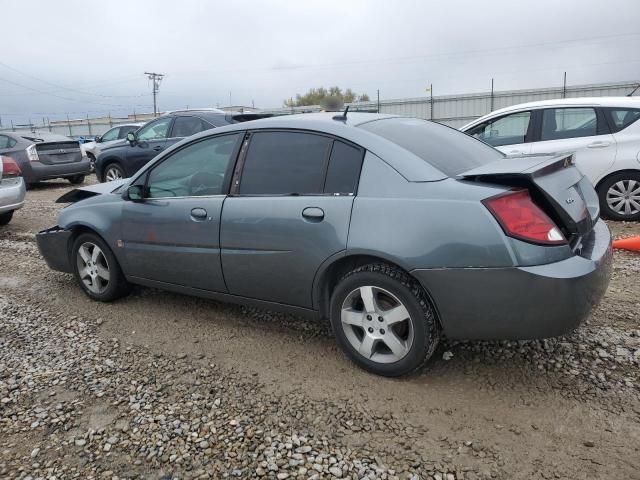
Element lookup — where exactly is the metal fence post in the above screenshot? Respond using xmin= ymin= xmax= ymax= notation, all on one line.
xmin=86 ymin=114 xmax=92 ymax=136
xmin=66 ymin=115 xmax=72 ymax=136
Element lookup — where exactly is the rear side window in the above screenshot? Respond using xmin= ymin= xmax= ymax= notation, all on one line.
xmin=540 ymin=107 xmax=597 ymax=141
xmin=0 ymin=135 xmax=17 ymax=149
xmin=239 ymin=131 xmax=332 ymax=195
xmin=324 ymin=141 xmax=364 ymax=194
xmin=171 ymin=116 xmax=211 ymax=137
xmin=360 ymin=117 xmax=502 ymax=177
xmin=606 ymin=108 xmax=640 ymax=133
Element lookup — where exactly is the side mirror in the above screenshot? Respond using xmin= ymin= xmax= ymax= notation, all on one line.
xmin=95 ymin=135 xmax=102 ymax=143
xmin=125 ymin=185 xmax=145 ymax=202
xmin=126 ymin=132 xmax=137 ymax=145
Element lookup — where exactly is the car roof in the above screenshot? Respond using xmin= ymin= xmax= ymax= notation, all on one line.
xmin=151 ymin=112 xmax=450 ymax=182
xmin=480 ymin=96 xmax=640 ymax=119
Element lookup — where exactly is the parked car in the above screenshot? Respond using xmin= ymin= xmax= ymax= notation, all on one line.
xmin=0 ymin=155 xmax=26 ymax=225
xmin=95 ymin=110 xmax=269 ymax=182
xmin=0 ymin=131 xmax=91 ymax=186
xmin=460 ymin=97 xmax=640 ymax=221
xmin=81 ymin=123 xmax=143 ymax=169
xmin=36 ymin=113 xmax=612 ymax=376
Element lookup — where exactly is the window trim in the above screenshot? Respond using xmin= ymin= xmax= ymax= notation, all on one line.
xmin=135 ymin=131 xmax=244 ymax=200
xmin=466 ymin=110 xmax=535 ymax=146
xmin=230 ymin=128 xmax=365 ymax=198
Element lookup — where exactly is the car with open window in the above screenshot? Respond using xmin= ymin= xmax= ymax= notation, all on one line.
xmin=37 ymin=113 xmax=612 ymax=376
xmin=461 ymin=97 xmax=640 ymax=220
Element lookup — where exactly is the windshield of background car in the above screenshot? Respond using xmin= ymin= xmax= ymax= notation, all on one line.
xmin=359 ymin=117 xmax=503 ymax=177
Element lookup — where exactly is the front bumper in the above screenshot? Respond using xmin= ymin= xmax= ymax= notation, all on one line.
xmin=22 ymin=158 xmax=92 ymax=183
xmin=411 ymin=219 xmax=613 ymax=340
xmin=0 ymin=177 xmax=26 ymax=214
xmin=36 ymin=226 xmax=74 ymax=273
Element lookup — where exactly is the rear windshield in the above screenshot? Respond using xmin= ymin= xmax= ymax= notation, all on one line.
xmin=359 ymin=117 xmax=503 ymax=177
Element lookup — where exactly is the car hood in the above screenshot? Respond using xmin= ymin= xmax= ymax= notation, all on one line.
xmin=56 ymin=179 xmax=128 ymax=203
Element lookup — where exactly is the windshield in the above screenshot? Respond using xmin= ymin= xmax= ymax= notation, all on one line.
xmin=359 ymin=117 xmax=503 ymax=177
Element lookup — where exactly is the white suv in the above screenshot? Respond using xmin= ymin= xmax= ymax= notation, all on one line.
xmin=461 ymin=97 xmax=640 ymax=221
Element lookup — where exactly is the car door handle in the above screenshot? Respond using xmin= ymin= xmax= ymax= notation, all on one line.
xmin=587 ymin=141 xmax=611 ymax=148
xmin=191 ymin=208 xmax=208 ymax=220
xmin=302 ymin=207 xmax=324 ymax=222
xmin=153 ymin=146 xmax=164 ymax=151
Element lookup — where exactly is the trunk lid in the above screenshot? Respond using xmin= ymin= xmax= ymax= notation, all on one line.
xmin=34 ymin=141 xmax=82 ymax=165
xmin=460 ymin=152 xmax=599 ymax=240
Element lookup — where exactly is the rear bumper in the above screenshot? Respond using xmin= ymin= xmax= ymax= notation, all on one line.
xmin=411 ymin=219 xmax=613 ymax=340
xmin=0 ymin=177 xmax=26 ymax=213
xmin=36 ymin=226 xmax=73 ymax=273
xmin=21 ymin=159 xmax=92 ymax=183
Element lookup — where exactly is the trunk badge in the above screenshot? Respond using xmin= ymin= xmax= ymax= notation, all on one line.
xmin=59 ymin=149 xmax=67 ymax=154
xmin=566 ymin=197 xmax=575 ymax=204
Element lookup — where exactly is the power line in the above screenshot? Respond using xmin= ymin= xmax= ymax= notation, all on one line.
xmin=145 ymin=72 xmax=164 ymax=117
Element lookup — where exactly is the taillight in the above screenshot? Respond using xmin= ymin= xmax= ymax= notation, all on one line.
xmin=483 ymin=189 xmax=566 ymax=245
xmin=1 ymin=156 xmax=22 ymax=178
xmin=26 ymin=144 xmax=39 ymax=162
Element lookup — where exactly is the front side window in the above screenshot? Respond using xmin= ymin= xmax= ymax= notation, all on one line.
xmin=541 ymin=107 xmax=597 ymax=141
xmin=118 ymin=125 xmax=139 ymax=139
xmin=101 ymin=127 xmax=120 ymax=142
xmin=146 ymin=134 xmax=240 ymax=198
xmin=467 ymin=111 xmax=531 ymax=147
xmin=137 ymin=117 xmax=173 ymax=141
xmin=171 ymin=116 xmax=211 ymax=138
xmin=239 ymin=131 xmax=332 ymax=195
xmin=607 ymin=108 xmax=640 ymax=133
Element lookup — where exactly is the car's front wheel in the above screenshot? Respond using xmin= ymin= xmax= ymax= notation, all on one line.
xmin=71 ymin=233 xmax=131 ymax=302
xmin=104 ymin=163 xmax=125 ymax=182
xmin=598 ymin=172 xmax=640 ymax=221
xmin=0 ymin=211 xmax=14 ymax=226
xmin=330 ymin=263 xmax=440 ymax=376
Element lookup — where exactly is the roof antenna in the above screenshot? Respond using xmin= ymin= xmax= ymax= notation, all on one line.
xmin=332 ymin=105 xmax=349 ymax=122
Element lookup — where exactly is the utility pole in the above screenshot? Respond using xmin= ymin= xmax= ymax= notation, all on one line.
xmin=145 ymin=72 xmax=164 ymax=117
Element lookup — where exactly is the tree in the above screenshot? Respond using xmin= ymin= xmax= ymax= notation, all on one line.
xmin=284 ymin=87 xmax=370 ymax=108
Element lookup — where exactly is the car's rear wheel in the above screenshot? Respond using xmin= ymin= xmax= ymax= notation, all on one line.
xmin=0 ymin=211 xmax=14 ymax=226
xmin=71 ymin=233 xmax=131 ymax=302
xmin=68 ymin=175 xmax=85 ymax=185
xmin=104 ymin=163 xmax=124 ymax=182
xmin=329 ymin=263 xmax=440 ymax=376
xmin=598 ymin=172 xmax=640 ymax=221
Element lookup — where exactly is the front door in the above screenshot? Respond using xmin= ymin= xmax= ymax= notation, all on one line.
xmin=528 ymin=107 xmax=616 ymax=184
xmin=221 ymin=131 xmax=364 ymax=307
xmin=120 ymin=133 xmax=242 ymax=291
xmin=126 ymin=117 xmax=173 ymax=175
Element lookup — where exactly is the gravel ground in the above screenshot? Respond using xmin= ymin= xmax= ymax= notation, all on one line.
xmin=1 ymin=178 xmax=639 ymax=480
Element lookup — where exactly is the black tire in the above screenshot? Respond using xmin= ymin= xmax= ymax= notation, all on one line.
xmin=71 ymin=232 xmax=131 ymax=302
xmin=0 ymin=210 xmax=14 ymax=226
xmin=597 ymin=171 xmax=640 ymax=221
xmin=329 ymin=263 xmax=440 ymax=377
xmin=103 ymin=163 xmax=125 ymax=182
xmin=87 ymin=153 xmax=96 ymax=172
xmin=68 ymin=175 xmax=85 ymax=185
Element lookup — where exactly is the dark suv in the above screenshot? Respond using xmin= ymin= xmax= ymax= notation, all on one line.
xmin=95 ymin=109 xmax=268 ymax=182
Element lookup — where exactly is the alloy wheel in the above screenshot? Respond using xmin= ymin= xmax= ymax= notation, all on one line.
xmin=606 ymin=179 xmax=640 ymax=216
xmin=105 ymin=166 xmax=123 ymax=182
xmin=76 ymin=242 xmax=110 ymax=294
xmin=340 ymin=286 xmax=414 ymax=364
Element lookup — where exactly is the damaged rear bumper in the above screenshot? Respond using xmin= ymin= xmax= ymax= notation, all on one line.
xmin=36 ymin=226 xmax=73 ymax=273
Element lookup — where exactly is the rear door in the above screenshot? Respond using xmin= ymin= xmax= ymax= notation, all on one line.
xmin=166 ymin=116 xmax=213 ymax=148
xmin=465 ymin=110 xmax=533 ymax=155
xmin=528 ymin=107 xmax=616 ymax=184
xmin=220 ymin=130 xmax=364 ymax=308
xmin=126 ymin=117 xmax=173 ymax=174
xmin=120 ymin=133 xmax=242 ymax=291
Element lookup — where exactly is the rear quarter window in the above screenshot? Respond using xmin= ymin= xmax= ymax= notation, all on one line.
xmin=359 ymin=117 xmax=502 ymax=177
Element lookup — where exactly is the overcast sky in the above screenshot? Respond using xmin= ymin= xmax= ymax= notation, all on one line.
xmin=1 ymin=0 xmax=639 ymax=125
